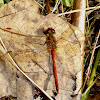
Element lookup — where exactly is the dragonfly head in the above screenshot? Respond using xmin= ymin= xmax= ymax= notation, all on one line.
xmin=43 ymin=28 xmax=55 ymax=35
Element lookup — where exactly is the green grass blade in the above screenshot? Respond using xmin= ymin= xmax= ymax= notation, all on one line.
xmin=81 ymin=77 xmax=98 ymax=100
xmin=81 ymin=48 xmax=100 ymax=100
xmin=62 ymin=0 xmax=73 ymax=7
xmin=0 ymin=0 xmax=4 ymax=7
xmin=86 ymin=22 xmax=93 ymax=38
xmin=5 ymin=0 xmax=11 ymax=3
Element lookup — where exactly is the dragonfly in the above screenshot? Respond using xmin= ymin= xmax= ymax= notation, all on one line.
xmin=43 ymin=28 xmax=59 ymax=93
xmin=0 ymin=25 xmax=82 ymax=96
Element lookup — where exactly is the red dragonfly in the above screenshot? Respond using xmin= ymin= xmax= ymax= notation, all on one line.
xmin=43 ymin=28 xmax=59 ymax=93
xmin=0 ymin=25 xmax=82 ymax=96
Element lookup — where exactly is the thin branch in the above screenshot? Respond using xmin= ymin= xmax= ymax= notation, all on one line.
xmin=52 ymin=0 xmax=61 ymax=13
xmin=46 ymin=0 xmax=51 ymax=14
xmin=35 ymin=0 xmax=44 ymax=9
xmin=96 ymin=45 xmax=100 ymax=49
xmin=57 ymin=6 xmax=100 ymax=16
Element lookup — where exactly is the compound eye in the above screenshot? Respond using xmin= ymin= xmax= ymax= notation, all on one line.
xmin=51 ymin=29 xmax=55 ymax=34
xmin=43 ymin=28 xmax=55 ymax=35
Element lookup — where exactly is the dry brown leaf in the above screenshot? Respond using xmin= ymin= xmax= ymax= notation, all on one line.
xmin=0 ymin=0 xmax=85 ymax=100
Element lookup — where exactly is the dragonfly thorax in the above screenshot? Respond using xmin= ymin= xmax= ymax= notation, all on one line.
xmin=44 ymin=28 xmax=57 ymax=51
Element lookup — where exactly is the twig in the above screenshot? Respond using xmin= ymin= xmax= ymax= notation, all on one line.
xmin=57 ymin=6 xmax=100 ymax=16
xmin=52 ymin=0 xmax=61 ymax=13
xmin=86 ymin=0 xmax=89 ymax=28
xmin=46 ymin=0 xmax=51 ymax=14
xmin=34 ymin=0 xmax=44 ymax=9
xmin=0 ymin=37 xmax=53 ymax=100
xmin=95 ymin=45 xmax=100 ymax=49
